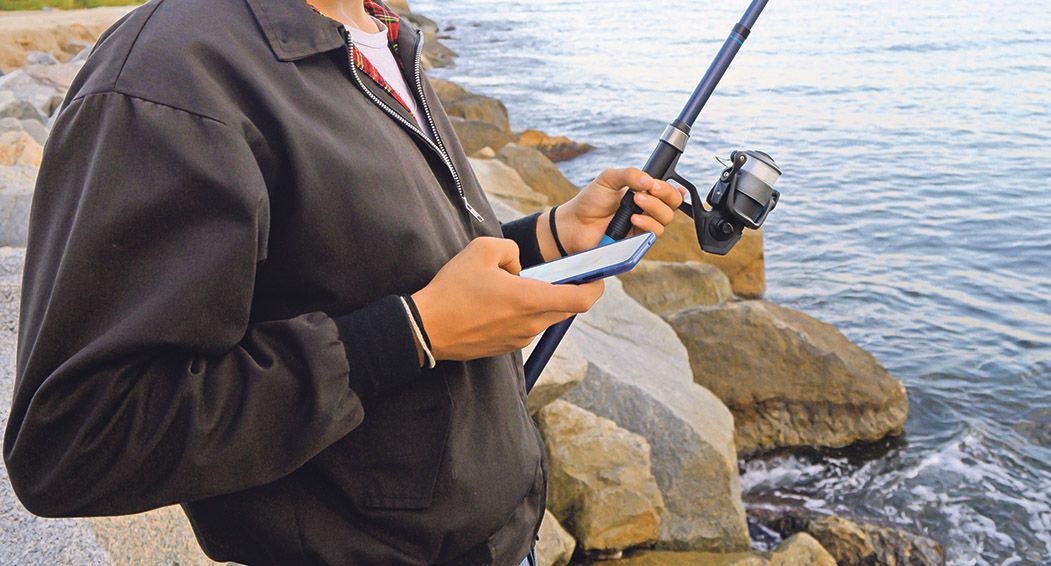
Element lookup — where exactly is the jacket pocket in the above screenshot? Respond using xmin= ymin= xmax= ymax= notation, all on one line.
xmin=314 ymin=372 xmax=452 ymax=510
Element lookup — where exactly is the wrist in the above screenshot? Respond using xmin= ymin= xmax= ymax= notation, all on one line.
xmin=535 ymin=208 xmax=562 ymax=262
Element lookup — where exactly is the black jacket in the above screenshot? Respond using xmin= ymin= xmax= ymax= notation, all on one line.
xmin=4 ymin=0 xmax=547 ymax=564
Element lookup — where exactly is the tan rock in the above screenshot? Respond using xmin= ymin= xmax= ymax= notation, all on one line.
xmin=471 ymin=146 xmax=496 ymax=159
xmin=754 ymin=509 xmax=946 ymax=566
xmin=646 ymin=215 xmax=766 ymax=297
xmin=564 ymin=279 xmax=749 ymax=551
xmin=537 ymin=400 xmax=664 ymax=553
xmin=0 ymin=131 xmax=43 ymax=167
xmin=468 ymin=156 xmax=547 ymax=214
xmin=536 ymin=510 xmax=576 ymax=566
xmin=523 ymin=335 xmax=588 ymax=415
xmin=386 ymin=0 xmax=411 ymax=13
xmin=517 ymin=128 xmax=594 ymax=162
xmin=429 ymin=78 xmax=471 ymax=106
xmin=421 ymin=37 xmax=456 ymax=69
xmin=667 ymin=301 xmax=909 ymax=454
xmin=496 ymin=143 xmax=580 ymax=205
xmin=769 ymin=533 xmax=836 ymax=566
xmin=0 ymin=7 xmax=135 ymax=73
xmin=618 ymin=260 xmax=733 ymax=317
xmin=444 ymin=94 xmax=510 ymax=133
xmin=450 ymin=118 xmax=515 ymax=156
xmin=593 ymin=550 xmax=765 ymax=565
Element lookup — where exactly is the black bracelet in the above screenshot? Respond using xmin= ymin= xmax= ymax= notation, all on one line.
xmin=402 ymin=295 xmax=432 ymax=351
xmin=549 ymin=205 xmax=570 ymax=258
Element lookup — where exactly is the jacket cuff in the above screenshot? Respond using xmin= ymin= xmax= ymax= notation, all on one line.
xmin=501 ymin=212 xmax=545 ymax=269
xmin=332 ymin=295 xmax=422 ymax=400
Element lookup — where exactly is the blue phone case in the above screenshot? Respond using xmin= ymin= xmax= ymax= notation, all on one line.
xmin=547 ymin=232 xmax=656 ymax=285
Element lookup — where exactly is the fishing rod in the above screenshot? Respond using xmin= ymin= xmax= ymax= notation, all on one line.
xmin=525 ymin=0 xmax=783 ymax=391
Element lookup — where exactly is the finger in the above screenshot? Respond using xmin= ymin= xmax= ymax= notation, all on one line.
xmin=631 ymin=214 xmax=665 ymax=237
xmin=633 ymin=192 xmax=676 ymax=226
xmin=520 ymin=278 xmax=604 ymax=314
xmin=647 ymin=179 xmax=685 ymax=210
xmin=479 ymin=237 xmax=522 ymax=275
xmin=594 ymin=167 xmax=654 ymax=194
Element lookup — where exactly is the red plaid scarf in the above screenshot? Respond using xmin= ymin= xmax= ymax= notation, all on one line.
xmin=307 ymin=1 xmax=415 ymax=114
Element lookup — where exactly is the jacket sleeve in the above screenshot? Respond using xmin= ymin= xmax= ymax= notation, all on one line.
xmin=3 ymin=91 xmax=419 ymax=517
xmin=501 ymin=212 xmax=545 ymax=268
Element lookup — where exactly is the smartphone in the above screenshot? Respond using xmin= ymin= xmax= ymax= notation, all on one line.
xmin=519 ymin=232 xmax=656 ymax=285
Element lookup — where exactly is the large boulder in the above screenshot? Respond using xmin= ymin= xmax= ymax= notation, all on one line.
xmin=667 ymin=301 xmax=908 ymax=454
xmin=421 ymin=37 xmax=456 ymax=69
xmin=590 ymin=533 xmax=833 ymax=565
xmin=496 ymin=143 xmax=580 ymax=205
xmin=535 ymin=510 xmax=576 ymax=566
xmin=617 ymin=260 xmax=734 ymax=317
xmin=0 ymin=130 xmax=43 ymax=167
xmin=429 ymin=78 xmax=471 ymax=107
xmin=0 ymin=69 xmax=65 ymax=120
xmin=523 ymin=334 xmax=588 ymax=415
xmin=0 ymin=90 xmax=46 ymax=123
xmin=563 ymin=278 xmax=750 ymax=552
xmin=537 ymin=400 xmax=664 ymax=554
xmin=645 ymin=215 xmax=766 ymax=298
xmin=0 ymin=165 xmax=37 ymax=247
xmin=753 ymin=509 xmax=945 ymax=566
xmin=450 ymin=117 xmax=516 ymax=156
xmin=517 ymin=128 xmax=593 ymax=162
xmin=444 ymin=95 xmax=510 ymax=133
xmin=0 ymin=116 xmax=48 ymax=145
xmin=468 ymin=156 xmax=547 ymax=214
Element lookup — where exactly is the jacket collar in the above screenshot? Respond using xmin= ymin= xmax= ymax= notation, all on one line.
xmin=245 ymin=0 xmax=347 ymax=61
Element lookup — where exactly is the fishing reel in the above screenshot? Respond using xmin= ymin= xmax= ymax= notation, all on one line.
xmin=676 ymin=149 xmax=782 ymax=255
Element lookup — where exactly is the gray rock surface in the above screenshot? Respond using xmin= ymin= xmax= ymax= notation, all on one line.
xmin=536 ymin=509 xmax=575 ymax=566
xmin=0 ymin=165 xmax=37 ymax=247
xmin=468 ymin=156 xmax=547 ymax=214
xmin=618 ymin=260 xmax=734 ymax=317
xmin=523 ymin=334 xmax=588 ymax=415
xmin=668 ymin=300 xmax=909 ymax=454
xmin=563 ymin=278 xmax=750 ymax=552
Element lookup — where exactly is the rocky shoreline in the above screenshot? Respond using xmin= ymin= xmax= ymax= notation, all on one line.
xmin=0 ymin=3 xmax=939 ymax=565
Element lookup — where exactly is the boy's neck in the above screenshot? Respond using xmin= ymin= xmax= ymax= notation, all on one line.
xmin=310 ymin=0 xmax=380 ymax=33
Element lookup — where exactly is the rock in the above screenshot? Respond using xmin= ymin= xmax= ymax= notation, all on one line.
xmin=421 ymin=37 xmax=456 ymax=69
xmin=429 ymin=78 xmax=471 ymax=107
xmin=523 ymin=335 xmax=588 ymax=415
xmin=646 ymin=215 xmax=766 ymax=297
xmin=667 ymin=301 xmax=909 ymax=455
xmin=400 ymin=11 xmax=438 ymax=38
xmin=19 ymin=119 xmax=48 ymax=146
xmin=769 ymin=533 xmax=836 ymax=566
xmin=88 ymin=506 xmax=218 ymax=566
xmin=22 ymin=61 xmax=83 ymax=92
xmin=0 ymin=70 xmax=64 ymax=120
xmin=470 ymin=146 xmax=496 ymax=159
xmin=536 ymin=400 xmax=664 ymax=553
xmin=450 ymin=117 xmax=515 ymax=155
xmin=0 ymin=90 xmax=46 ymax=123
xmin=617 ymin=260 xmax=733 ymax=317
xmin=496 ymin=143 xmax=580 ymax=205
xmin=536 ymin=510 xmax=575 ymax=566
xmin=25 ymin=51 xmax=59 ymax=65
xmin=486 ymin=195 xmax=522 ymax=224
xmin=753 ymin=509 xmax=945 ymax=566
xmin=517 ymin=128 xmax=594 ymax=162
xmin=0 ymin=165 xmax=37 ymax=247
xmin=563 ymin=278 xmax=750 ymax=551
xmin=0 ymin=6 xmax=134 ymax=72
xmin=0 ymin=131 xmax=43 ymax=167
xmin=0 ymin=246 xmax=24 ymax=336
xmin=468 ymin=156 xmax=547 ymax=213
xmin=444 ymin=94 xmax=510 ymax=133
xmin=591 ymin=533 xmax=833 ymax=566
xmin=385 ymin=0 xmax=411 ymax=14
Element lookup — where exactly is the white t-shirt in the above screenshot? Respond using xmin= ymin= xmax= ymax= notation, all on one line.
xmin=346 ymin=18 xmax=432 ymax=136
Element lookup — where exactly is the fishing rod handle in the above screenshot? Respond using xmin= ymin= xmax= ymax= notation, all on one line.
xmin=524 ymin=316 xmax=575 ymax=392
xmin=603 ymin=137 xmax=686 ymax=242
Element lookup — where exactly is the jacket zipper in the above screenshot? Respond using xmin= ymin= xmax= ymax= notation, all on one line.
xmin=341 ymin=27 xmax=485 ymax=223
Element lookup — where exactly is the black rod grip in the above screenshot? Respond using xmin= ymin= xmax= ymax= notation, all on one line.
xmin=604 ymin=140 xmax=684 ymax=241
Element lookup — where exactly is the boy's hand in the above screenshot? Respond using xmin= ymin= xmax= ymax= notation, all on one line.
xmin=538 ymin=167 xmax=685 ymax=260
xmin=412 ymin=237 xmax=604 ymax=362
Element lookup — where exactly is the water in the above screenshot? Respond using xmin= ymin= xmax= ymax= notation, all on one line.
xmin=415 ymin=0 xmax=1051 ymax=562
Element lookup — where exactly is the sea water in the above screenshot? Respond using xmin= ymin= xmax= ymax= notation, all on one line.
xmin=416 ymin=0 xmax=1051 ymax=563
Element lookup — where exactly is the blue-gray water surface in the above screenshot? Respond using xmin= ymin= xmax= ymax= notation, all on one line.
xmin=416 ymin=0 xmax=1051 ymax=563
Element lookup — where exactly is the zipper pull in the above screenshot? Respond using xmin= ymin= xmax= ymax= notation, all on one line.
xmin=463 ymin=198 xmax=485 ymax=223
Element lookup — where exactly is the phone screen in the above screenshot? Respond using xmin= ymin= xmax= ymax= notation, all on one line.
xmin=519 ymin=233 xmax=654 ymax=284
